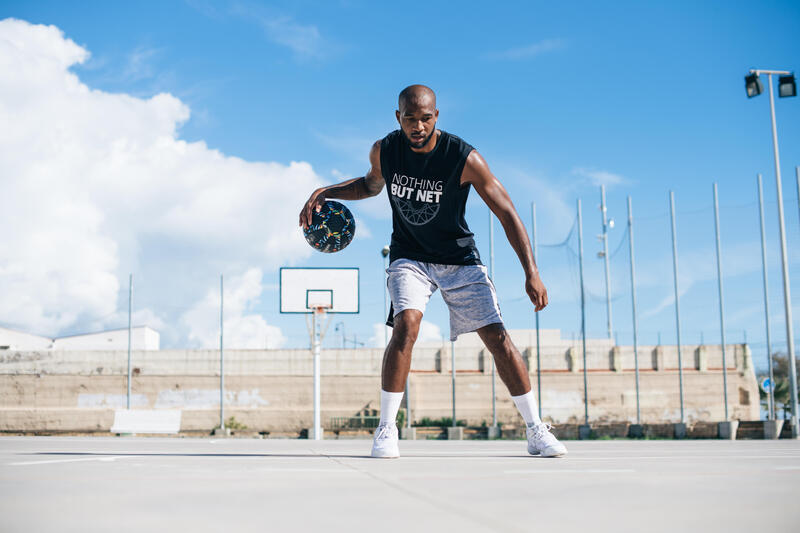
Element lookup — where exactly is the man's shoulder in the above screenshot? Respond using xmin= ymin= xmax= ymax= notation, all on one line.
xmin=440 ymin=131 xmax=476 ymax=157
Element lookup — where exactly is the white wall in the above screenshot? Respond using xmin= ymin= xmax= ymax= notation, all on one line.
xmin=0 ymin=326 xmax=53 ymax=350
xmin=51 ymin=327 xmax=160 ymax=351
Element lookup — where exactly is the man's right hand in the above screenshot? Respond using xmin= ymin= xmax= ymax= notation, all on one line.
xmin=299 ymin=189 xmax=326 ymax=229
xmin=298 ymin=141 xmax=385 ymax=230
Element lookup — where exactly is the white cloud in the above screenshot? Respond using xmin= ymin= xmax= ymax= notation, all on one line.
xmin=228 ymin=4 xmax=328 ymax=60
xmin=572 ymin=167 xmax=627 ymax=188
xmin=0 ymin=19 xmax=322 ymax=340
xmin=641 ymin=285 xmax=691 ymax=319
xmin=315 ymin=131 xmax=373 ymax=163
xmin=261 ymin=16 xmax=324 ymax=59
xmin=369 ymin=319 xmax=444 ymax=348
xmin=484 ymin=38 xmax=565 ymax=61
xmin=181 ymin=268 xmax=286 ymax=349
xmin=121 ymin=46 xmax=160 ymax=82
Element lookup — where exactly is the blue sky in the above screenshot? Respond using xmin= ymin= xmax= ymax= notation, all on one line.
xmin=1 ymin=1 xmax=799 ymax=367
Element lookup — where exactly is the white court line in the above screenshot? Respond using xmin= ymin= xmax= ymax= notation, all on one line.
xmin=505 ymin=469 xmax=636 ymax=474
xmin=257 ymin=468 xmax=362 ymax=473
xmin=399 ymin=454 xmax=800 ymax=460
xmin=8 ymin=456 xmax=127 ymax=466
xmin=544 ymin=455 xmax=800 ymax=460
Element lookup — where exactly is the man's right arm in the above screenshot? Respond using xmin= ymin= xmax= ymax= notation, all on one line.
xmin=299 ymin=140 xmax=384 ymax=229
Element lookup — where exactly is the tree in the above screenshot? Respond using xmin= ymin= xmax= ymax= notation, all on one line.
xmin=758 ymin=352 xmax=800 ymax=419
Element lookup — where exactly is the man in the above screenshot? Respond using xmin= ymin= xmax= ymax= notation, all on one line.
xmin=299 ymin=85 xmax=566 ymax=458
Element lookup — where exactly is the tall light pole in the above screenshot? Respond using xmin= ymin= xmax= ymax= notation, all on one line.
xmin=599 ymin=185 xmax=613 ymax=339
xmin=489 ymin=209 xmax=497 ymax=430
xmin=627 ymin=197 xmax=641 ymax=425
xmin=757 ymin=174 xmax=776 ymax=421
xmin=746 ymin=68 xmax=798 ymax=437
xmin=713 ymin=183 xmax=729 ymax=420
xmin=531 ymin=202 xmax=542 ymax=419
xmin=381 ymin=245 xmax=390 ymax=348
xmin=334 ymin=322 xmax=346 ymax=348
xmin=669 ymin=191 xmax=685 ymax=424
xmin=577 ymin=199 xmax=589 ymax=427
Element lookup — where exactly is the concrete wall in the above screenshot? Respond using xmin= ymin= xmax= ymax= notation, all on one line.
xmin=0 ymin=336 xmax=759 ymax=433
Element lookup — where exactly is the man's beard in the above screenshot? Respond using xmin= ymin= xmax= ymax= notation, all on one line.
xmin=405 ymin=129 xmax=434 ymax=149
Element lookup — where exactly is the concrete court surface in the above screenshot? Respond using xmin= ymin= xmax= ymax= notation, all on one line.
xmin=1 ymin=437 xmax=799 ymax=533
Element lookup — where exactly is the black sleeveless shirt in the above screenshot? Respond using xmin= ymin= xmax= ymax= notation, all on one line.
xmin=380 ymin=129 xmax=481 ymax=265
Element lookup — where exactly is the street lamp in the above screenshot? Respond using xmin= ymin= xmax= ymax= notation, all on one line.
xmin=597 ymin=186 xmax=615 ymax=339
xmin=778 ymin=74 xmax=797 ymax=98
xmin=334 ymin=322 xmax=346 ymax=348
xmin=745 ymin=73 xmax=763 ymax=98
xmin=745 ymin=68 xmax=798 ymax=438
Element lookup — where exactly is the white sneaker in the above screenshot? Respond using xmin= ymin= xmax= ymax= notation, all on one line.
xmin=527 ymin=422 xmax=567 ymax=457
xmin=371 ymin=423 xmax=399 ymax=458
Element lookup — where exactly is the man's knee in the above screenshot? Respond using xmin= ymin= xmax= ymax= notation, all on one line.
xmin=478 ymin=323 xmax=513 ymax=353
xmin=390 ymin=309 xmax=422 ymax=349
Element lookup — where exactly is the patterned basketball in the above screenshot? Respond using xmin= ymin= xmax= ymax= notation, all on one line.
xmin=303 ymin=200 xmax=356 ymax=253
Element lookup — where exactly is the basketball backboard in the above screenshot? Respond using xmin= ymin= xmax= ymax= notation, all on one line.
xmin=279 ymin=267 xmax=359 ymax=314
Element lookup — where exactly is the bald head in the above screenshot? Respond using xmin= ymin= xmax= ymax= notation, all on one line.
xmin=398 ymin=84 xmax=436 ymax=111
xmin=396 ymin=84 xmax=439 ymax=150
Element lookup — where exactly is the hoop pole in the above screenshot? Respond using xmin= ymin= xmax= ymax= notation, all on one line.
xmin=312 ymin=308 xmax=322 ymax=440
xmin=126 ymin=274 xmax=133 ymax=410
xmin=220 ymin=275 xmax=225 ymax=431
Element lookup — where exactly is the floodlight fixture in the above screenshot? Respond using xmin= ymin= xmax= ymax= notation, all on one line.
xmin=745 ymin=72 xmax=763 ymax=98
xmin=778 ymin=74 xmax=796 ymax=98
xmin=744 ymin=67 xmax=799 ymax=437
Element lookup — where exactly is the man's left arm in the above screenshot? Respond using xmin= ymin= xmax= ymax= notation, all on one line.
xmin=460 ymin=151 xmax=548 ymax=311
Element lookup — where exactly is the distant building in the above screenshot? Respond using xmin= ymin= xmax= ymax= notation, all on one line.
xmin=0 ymin=325 xmax=160 ymax=351
xmin=0 ymin=326 xmax=53 ymax=350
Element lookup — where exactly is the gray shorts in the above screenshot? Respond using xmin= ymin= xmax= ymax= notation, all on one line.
xmin=385 ymin=258 xmax=504 ymax=341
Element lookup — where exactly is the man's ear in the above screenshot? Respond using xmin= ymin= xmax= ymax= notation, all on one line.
xmin=395 ymin=110 xmax=401 ymax=124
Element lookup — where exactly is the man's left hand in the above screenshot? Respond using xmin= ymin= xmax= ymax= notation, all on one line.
xmin=525 ymin=274 xmax=548 ymax=312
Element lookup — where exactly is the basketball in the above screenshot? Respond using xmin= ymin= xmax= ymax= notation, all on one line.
xmin=303 ymin=200 xmax=356 ymax=253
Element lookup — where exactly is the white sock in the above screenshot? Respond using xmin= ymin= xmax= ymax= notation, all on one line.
xmin=379 ymin=389 xmax=404 ymax=426
xmin=512 ymin=390 xmax=542 ymax=427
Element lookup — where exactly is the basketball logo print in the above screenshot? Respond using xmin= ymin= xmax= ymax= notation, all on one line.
xmin=391 ymin=196 xmax=440 ymax=225
xmin=303 ymin=201 xmax=356 ymax=253
xmin=389 ymin=173 xmax=443 ymax=226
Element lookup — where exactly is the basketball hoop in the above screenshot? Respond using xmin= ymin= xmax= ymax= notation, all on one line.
xmin=305 ymin=302 xmax=332 ymax=337
xmin=279 ymin=267 xmax=359 ymax=441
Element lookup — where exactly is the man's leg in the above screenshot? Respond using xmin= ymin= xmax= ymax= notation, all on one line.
xmin=382 ymin=309 xmax=422 ymax=391
xmin=476 ymin=322 xmax=531 ymax=396
xmin=379 ymin=309 xmax=422 ymax=417
xmin=372 ymin=309 xmax=423 ymax=458
xmin=476 ymin=323 xmax=541 ymax=425
xmin=477 ymin=323 xmax=566 ymax=457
